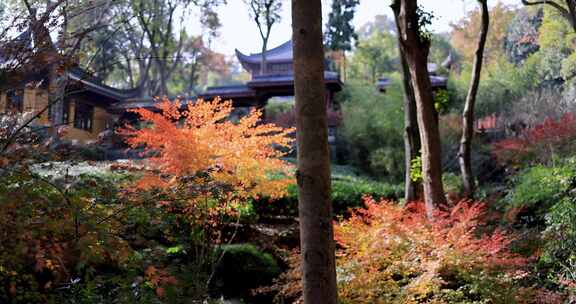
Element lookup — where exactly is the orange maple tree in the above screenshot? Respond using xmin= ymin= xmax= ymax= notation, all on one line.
xmin=121 ymin=97 xmax=295 ymax=200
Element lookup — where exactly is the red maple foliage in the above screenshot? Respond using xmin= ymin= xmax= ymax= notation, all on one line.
xmin=334 ymin=196 xmax=534 ymax=303
xmin=492 ymin=113 xmax=576 ymax=166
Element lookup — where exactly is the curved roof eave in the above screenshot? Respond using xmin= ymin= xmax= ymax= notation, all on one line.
xmin=235 ymin=40 xmax=293 ymax=64
xmin=67 ymin=68 xmax=141 ymax=102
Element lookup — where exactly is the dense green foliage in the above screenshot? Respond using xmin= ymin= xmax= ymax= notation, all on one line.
xmin=338 ymin=76 xmax=405 ymax=181
xmin=505 ymin=163 xmax=576 ymax=214
xmin=503 ymin=158 xmax=576 ymax=296
xmin=253 ymin=171 xmax=403 ymax=217
xmin=348 ymin=32 xmax=398 ymax=82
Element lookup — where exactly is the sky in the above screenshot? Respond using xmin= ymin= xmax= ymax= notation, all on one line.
xmin=187 ymin=0 xmax=521 ymax=56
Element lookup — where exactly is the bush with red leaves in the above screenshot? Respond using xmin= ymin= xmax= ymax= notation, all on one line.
xmin=334 ymin=196 xmax=561 ymax=303
xmin=493 ymin=113 xmax=576 ymax=166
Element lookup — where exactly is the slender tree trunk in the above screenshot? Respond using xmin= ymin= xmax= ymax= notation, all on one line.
xmin=261 ymin=38 xmax=268 ymax=75
xmin=392 ymin=0 xmax=446 ymax=218
xmin=400 ymin=53 xmax=421 ymax=202
xmin=159 ymin=61 xmax=168 ymax=96
xmin=292 ymin=0 xmax=338 ymax=303
xmin=459 ymin=0 xmax=489 ymax=198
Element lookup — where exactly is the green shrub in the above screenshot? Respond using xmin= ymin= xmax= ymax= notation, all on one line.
xmin=443 ymin=172 xmax=463 ymax=195
xmin=210 ymin=244 xmax=280 ymax=298
xmin=338 ymin=76 xmax=405 ymax=182
xmin=252 ymin=176 xmax=403 ymax=217
xmin=368 ymin=147 xmax=404 ymax=181
xmin=331 ymin=176 xmax=403 ymax=214
xmin=504 ymin=159 xmax=576 ymax=293
xmin=266 ymin=98 xmax=294 ymax=119
xmin=505 ymin=160 xmax=576 ymax=216
xmin=542 ymin=197 xmax=576 ymax=264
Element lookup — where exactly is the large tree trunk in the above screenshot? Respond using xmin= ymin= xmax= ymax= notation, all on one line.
xmin=393 ymin=9 xmax=421 ymax=202
xmin=459 ymin=0 xmax=489 ymax=198
xmin=392 ymin=0 xmax=446 ymax=218
xmin=400 ymin=54 xmax=421 ymax=202
xmin=292 ymin=0 xmax=338 ymax=303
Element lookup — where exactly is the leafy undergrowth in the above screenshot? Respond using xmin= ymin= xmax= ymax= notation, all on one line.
xmin=493 ymin=113 xmax=576 ymax=167
xmin=334 ymin=197 xmax=563 ymax=304
xmin=0 ymin=99 xmax=296 ymax=303
xmin=264 ymin=197 xmax=565 ymax=304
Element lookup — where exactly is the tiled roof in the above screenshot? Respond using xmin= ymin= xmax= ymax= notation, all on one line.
xmin=235 ymin=40 xmax=293 ymax=64
xmin=247 ymin=72 xmax=342 ymax=87
xmin=67 ymin=67 xmax=141 ymax=102
xmin=0 ymin=30 xmax=32 ymax=69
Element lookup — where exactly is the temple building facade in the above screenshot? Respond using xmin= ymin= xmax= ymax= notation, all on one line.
xmin=0 ymin=67 xmax=140 ymax=143
xmin=1 ymin=34 xmax=450 ymax=147
xmin=198 ymin=40 xmax=343 ymax=111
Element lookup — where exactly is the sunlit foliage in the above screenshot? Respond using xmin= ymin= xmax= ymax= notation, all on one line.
xmin=122 ymin=97 xmax=294 ymax=200
xmin=451 ymin=2 xmax=516 ymax=66
xmin=335 ymin=197 xmax=535 ymax=303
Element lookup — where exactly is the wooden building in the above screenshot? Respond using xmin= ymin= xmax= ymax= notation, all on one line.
xmin=199 ymin=40 xmax=343 ymax=112
xmin=1 ymin=38 xmax=343 ymax=146
xmin=0 ymin=67 xmax=140 ymax=143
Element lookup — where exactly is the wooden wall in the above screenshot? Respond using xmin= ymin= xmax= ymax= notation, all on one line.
xmin=63 ymin=101 xmax=111 ymax=143
xmin=1 ymin=88 xmax=113 ymax=143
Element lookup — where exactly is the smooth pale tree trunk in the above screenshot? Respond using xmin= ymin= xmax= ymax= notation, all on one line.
xmin=292 ymin=0 xmax=338 ymax=303
xmin=400 ymin=54 xmax=421 ymax=202
xmin=459 ymin=0 xmax=489 ymax=198
xmin=392 ymin=0 xmax=446 ymax=219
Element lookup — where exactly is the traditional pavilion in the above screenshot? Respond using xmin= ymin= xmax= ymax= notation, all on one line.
xmin=197 ymin=40 xmax=343 ymax=110
xmin=3 ymin=32 xmax=453 ymax=146
xmin=111 ymin=40 xmax=344 ymax=115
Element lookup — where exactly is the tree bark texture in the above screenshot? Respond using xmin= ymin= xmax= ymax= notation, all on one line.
xmin=392 ymin=0 xmax=446 ymax=218
xmin=292 ymin=0 xmax=338 ymax=303
xmin=400 ymin=54 xmax=422 ymax=202
xmin=393 ymin=9 xmax=422 ymax=203
xmin=459 ymin=0 xmax=489 ymax=198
